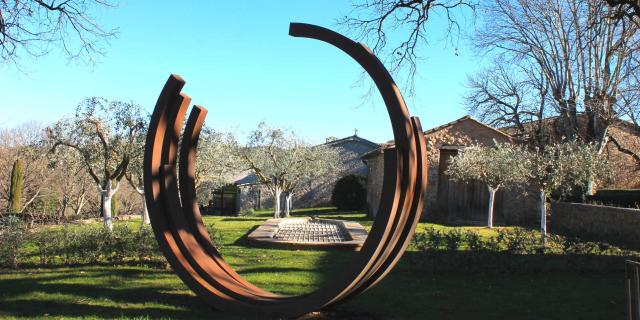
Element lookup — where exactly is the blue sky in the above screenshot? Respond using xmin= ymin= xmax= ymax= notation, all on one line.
xmin=0 ymin=1 xmax=482 ymax=144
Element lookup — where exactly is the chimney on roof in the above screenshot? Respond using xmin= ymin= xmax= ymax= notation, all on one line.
xmin=325 ymin=136 xmax=337 ymax=143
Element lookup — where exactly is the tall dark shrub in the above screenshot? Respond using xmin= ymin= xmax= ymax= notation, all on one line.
xmin=331 ymin=174 xmax=367 ymax=210
xmin=8 ymin=159 xmax=23 ymax=213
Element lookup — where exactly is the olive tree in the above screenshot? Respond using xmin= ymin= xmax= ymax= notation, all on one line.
xmin=47 ymin=98 xmax=146 ymax=231
xmin=122 ymin=131 xmax=148 ymax=225
xmin=522 ymin=142 xmax=610 ymax=244
xmin=193 ymin=128 xmax=239 ymax=204
xmin=446 ymin=143 xmax=528 ymax=228
xmin=232 ymin=123 xmax=343 ymax=218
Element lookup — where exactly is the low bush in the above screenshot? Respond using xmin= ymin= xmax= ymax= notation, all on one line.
xmin=443 ymin=229 xmax=464 ymax=252
xmin=0 ymin=221 xmax=224 ymax=268
xmin=495 ymin=228 xmax=541 ymax=255
xmin=587 ymin=189 xmax=640 ymax=208
xmin=0 ymin=217 xmax=28 ymax=269
xmin=411 ymin=227 xmax=444 ymax=251
xmin=464 ymin=231 xmax=485 ymax=251
xmin=409 ymin=227 xmax=639 ymax=274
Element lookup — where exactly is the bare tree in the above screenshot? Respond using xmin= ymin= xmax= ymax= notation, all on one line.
xmin=0 ymin=0 xmax=118 ymax=65
xmin=232 ymin=123 xmax=343 ymax=218
xmin=0 ymin=123 xmax=51 ymax=222
xmin=340 ymin=0 xmax=476 ymax=95
xmin=466 ymin=63 xmax=552 ymax=147
xmin=474 ymin=0 xmax=640 ymax=143
xmin=47 ymin=97 xmax=146 ymax=231
xmin=47 ymin=148 xmax=93 ymax=224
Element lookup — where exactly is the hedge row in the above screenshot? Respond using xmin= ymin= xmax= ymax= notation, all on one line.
xmin=0 ymin=217 xmax=223 ymax=269
xmin=587 ymin=189 xmax=640 ymax=208
xmin=409 ymin=227 xmax=640 ymax=273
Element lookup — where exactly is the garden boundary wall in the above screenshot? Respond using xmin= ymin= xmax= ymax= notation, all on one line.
xmin=551 ymin=201 xmax=640 ymax=248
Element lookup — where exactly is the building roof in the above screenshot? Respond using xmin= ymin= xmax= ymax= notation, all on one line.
xmin=234 ymin=173 xmax=259 ymax=186
xmin=322 ymin=134 xmax=380 ymax=149
xmin=424 ymin=115 xmax=512 ymax=138
xmin=361 ymin=115 xmax=511 ymax=159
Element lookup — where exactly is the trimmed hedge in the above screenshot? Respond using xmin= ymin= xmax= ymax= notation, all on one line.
xmin=587 ymin=189 xmax=640 ymax=208
xmin=0 ymin=218 xmax=223 ymax=269
xmin=331 ymin=175 xmax=367 ymax=211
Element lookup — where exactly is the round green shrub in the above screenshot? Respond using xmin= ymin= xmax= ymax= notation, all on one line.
xmin=331 ymin=174 xmax=367 ymax=211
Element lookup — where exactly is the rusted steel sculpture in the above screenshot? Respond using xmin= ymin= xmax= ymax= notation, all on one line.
xmin=143 ymin=22 xmax=427 ymax=318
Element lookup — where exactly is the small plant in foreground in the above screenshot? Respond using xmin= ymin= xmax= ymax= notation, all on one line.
xmin=443 ymin=229 xmax=464 ymax=251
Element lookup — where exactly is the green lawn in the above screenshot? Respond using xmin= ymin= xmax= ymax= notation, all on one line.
xmin=0 ymin=208 xmax=627 ymax=319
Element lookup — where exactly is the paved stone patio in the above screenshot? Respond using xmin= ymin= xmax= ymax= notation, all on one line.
xmin=274 ymin=219 xmax=349 ymax=243
xmin=247 ymin=217 xmax=368 ymax=250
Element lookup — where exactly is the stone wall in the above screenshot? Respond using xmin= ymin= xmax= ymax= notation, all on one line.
xmin=364 ymin=150 xmax=384 ymax=217
xmin=603 ymin=124 xmax=640 ymax=189
xmin=551 ymin=201 xmax=640 ymax=247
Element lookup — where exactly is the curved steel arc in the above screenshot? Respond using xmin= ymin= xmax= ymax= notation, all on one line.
xmin=143 ymin=23 xmax=427 ymax=318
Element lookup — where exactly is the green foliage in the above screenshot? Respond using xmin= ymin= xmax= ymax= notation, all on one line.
xmin=239 ymin=208 xmax=256 ymax=217
xmin=8 ymin=159 xmax=23 ymax=213
xmin=464 ymin=230 xmax=485 ymax=251
xmin=443 ymin=229 xmax=464 ymax=251
xmin=411 ymin=227 xmax=445 ymax=251
xmin=587 ymin=189 xmax=640 ymax=208
xmin=494 ymin=227 xmax=541 ymax=254
xmin=446 ymin=143 xmax=529 ymax=190
xmin=412 ymin=226 xmax=633 ymax=258
xmin=524 ymin=141 xmax=610 ymax=197
xmin=31 ymin=229 xmax=64 ymax=266
xmin=0 ymin=221 xmax=225 ymax=268
xmin=0 ymin=216 xmax=27 ymax=268
xmin=331 ymin=174 xmax=367 ymax=210
xmin=205 ymin=223 xmax=224 ymax=252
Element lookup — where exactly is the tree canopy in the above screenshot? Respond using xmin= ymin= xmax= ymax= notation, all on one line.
xmin=0 ymin=0 xmax=118 ymax=65
xmin=47 ymin=97 xmax=146 ymax=230
xmin=232 ymin=123 xmax=343 ymax=218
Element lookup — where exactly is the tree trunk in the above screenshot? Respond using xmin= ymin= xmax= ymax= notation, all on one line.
xmin=273 ymin=186 xmax=282 ymax=219
xmin=487 ymin=188 xmax=497 ymax=228
xmin=283 ymin=193 xmax=292 ymax=218
xmin=140 ymin=191 xmax=150 ymax=225
xmin=102 ymin=189 xmax=114 ymax=231
xmin=73 ymin=194 xmax=86 ymax=217
xmin=540 ymin=190 xmax=547 ymax=245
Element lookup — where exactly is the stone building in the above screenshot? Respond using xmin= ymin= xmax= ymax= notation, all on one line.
xmin=362 ymin=115 xmax=640 ymax=225
xmin=234 ymin=134 xmax=379 ymax=213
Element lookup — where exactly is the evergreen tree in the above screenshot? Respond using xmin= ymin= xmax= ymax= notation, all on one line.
xmin=8 ymin=159 xmax=23 ymax=213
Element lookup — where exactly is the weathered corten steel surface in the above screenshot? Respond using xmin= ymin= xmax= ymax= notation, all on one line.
xmin=143 ymin=22 xmax=427 ymax=318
